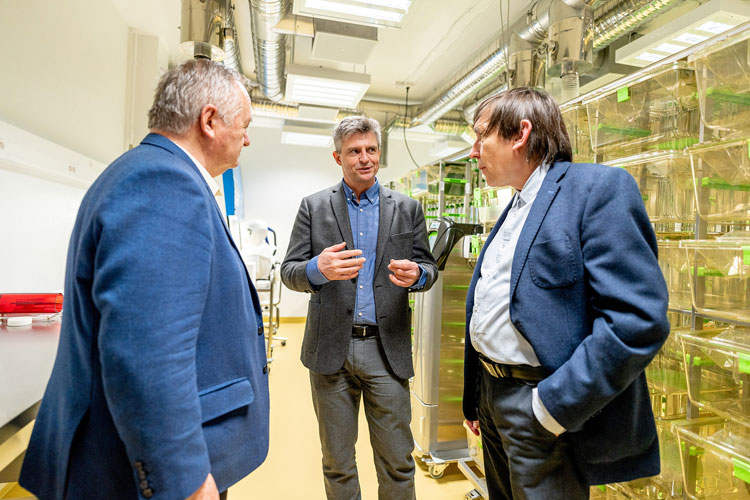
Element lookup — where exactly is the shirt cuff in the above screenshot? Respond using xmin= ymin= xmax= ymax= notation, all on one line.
xmin=306 ymin=256 xmax=330 ymax=286
xmin=409 ymin=265 xmax=428 ymax=291
xmin=532 ymin=387 xmax=566 ymax=436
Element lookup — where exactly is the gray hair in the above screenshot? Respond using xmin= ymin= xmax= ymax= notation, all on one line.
xmin=148 ymin=59 xmax=248 ymax=135
xmin=333 ymin=116 xmax=381 ymax=153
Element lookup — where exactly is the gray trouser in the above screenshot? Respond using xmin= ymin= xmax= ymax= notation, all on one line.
xmin=310 ymin=336 xmax=415 ymax=500
xmin=479 ymin=369 xmax=589 ymax=500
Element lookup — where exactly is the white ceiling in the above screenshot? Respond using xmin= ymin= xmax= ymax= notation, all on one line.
xmin=111 ymin=0 xmax=529 ymax=106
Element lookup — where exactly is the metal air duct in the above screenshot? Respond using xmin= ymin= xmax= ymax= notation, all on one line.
xmin=593 ymin=0 xmax=682 ymax=50
xmin=413 ymin=0 xmax=679 ymax=126
xmin=508 ymin=33 xmax=546 ymax=89
xmin=181 ymin=0 xmax=228 ymax=60
xmin=222 ymin=5 xmax=242 ymax=72
xmin=250 ymin=0 xmax=288 ymax=101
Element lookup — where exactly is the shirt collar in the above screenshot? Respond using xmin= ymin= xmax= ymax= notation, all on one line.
xmin=174 ymin=142 xmax=222 ymax=197
xmin=342 ymin=179 xmax=380 ymax=204
xmin=515 ymin=161 xmax=550 ymax=209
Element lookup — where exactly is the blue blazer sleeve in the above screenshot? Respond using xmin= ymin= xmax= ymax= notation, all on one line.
xmin=91 ymin=161 xmax=214 ymax=499
xmin=536 ymin=167 xmax=669 ymax=432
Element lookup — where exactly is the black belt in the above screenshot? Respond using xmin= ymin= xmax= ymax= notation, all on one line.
xmin=478 ymin=353 xmax=546 ymax=382
xmin=352 ymin=325 xmax=378 ymax=338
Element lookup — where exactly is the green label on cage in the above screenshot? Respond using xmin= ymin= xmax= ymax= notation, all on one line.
xmin=472 ymin=234 xmax=480 ymax=255
xmin=443 ymin=178 xmax=467 ymax=184
xmin=617 ymin=86 xmax=630 ymax=102
xmin=744 ymin=246 xmax=750 ymax=266
xmin=740 ymin=353 xmax=750 ymax=374
xmin=701 ymin=177 xmax=750 ymax=191
xmin=690 ymin=266 xmax=723 ymax=277
xmin=473 ymin=188 xmax=481 ymax=205
xmin=595 ymin=486 xmax=606 ymax=492
xmin=733 ymin=458 xmax=750 ymax=484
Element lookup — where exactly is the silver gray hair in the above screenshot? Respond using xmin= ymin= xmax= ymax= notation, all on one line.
xmin=333 ymin=116 xmax=381 ymax=153
xmin=148 ymin=59 xmax=248 ymax=135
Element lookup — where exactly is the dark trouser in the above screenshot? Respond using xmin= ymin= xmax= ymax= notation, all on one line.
xmin=219 ymin=491 xmax=227 ymax=500
xmin=309 ymin=336 xmax=415 ymax=500
xmin=479 ymin=369 xmax=589 ymax=500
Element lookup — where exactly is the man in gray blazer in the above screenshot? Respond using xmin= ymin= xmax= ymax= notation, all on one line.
xmin=281 ymin=116 xmax=437 ymax=500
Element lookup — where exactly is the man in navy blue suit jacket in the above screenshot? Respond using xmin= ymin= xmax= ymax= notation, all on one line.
xmin=20 ymin=59 xmax=269 ymax=500
xmin=463 ymin=88 xmax=669 ymax=499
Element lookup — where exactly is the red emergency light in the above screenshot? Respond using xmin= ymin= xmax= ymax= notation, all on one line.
xmin=0 ymin=293 xmax=64 ymax=316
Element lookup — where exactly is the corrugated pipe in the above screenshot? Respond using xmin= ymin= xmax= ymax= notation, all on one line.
xmin=593 ymin=0 xmax=682 ymax=50
xmin=251 ymin=98 xmax=299 ymax=118
xmin=250 ymin=0 xmax=288 ymax=101
xmin=413 ymin=0 xmax=679 ymax=126
xmin=222 ymin=4 xmax=242 ymax=73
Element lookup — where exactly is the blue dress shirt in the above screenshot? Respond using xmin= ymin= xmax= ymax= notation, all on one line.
xmin=306 ymin=179 xmax=426 ymax=325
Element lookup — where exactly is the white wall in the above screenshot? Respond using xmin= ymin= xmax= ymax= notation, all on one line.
xmin=239 ymin=126 xmax=342 ymax=317
xmin=0 ymin=1 xmax=130 ymax=164
xmin=0 ymin=170 xmax=85 ymax=291
xmin=0 ymin=0 xmax=132 ymax=292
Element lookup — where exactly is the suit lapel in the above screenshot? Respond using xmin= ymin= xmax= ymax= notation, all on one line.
xmin=331 ymin=186 xmax=355 ymax=250
xmin=141 ymin=133 xmax=247 ymax=279
xmin=374 ymin=187 xmax=395 ymax=274
xmin=509 ymin=162 xmax=568 ymax=299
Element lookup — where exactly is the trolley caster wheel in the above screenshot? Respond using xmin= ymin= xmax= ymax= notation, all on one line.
xmin=428 ymin=463 xmax=446 ymax=479
xmin=465 ymin=489 xmax=482 ymax=500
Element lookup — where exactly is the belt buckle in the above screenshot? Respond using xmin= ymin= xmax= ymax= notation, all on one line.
xmin=480 ymin=359 xmax=500 ymax=378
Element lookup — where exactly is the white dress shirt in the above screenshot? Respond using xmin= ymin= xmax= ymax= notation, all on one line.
xmin=470 ymin=162 xmax=565 ymax=435
xmin=174 ymin=143 xmax=227 ymax=219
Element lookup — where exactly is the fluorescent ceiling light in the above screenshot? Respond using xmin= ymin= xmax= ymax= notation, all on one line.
xmin=615 ymin=0 xmax=750 ymax=67
xmin=281 ymin=122 xmax=334 ymax=148
xmin=293 ymin=0 xmax=412 ymax=28
xmin=652 ymin=42 xmax=688 ymax=54
xmin=634 ymin=52 xmax=664 ymax=62
xmin=696 ymin=20 xmax=734 ymax=33
xmin=673 ymin=32 xmax=710 ymax=44
xmin=286 ymin=64 xmax=371 ymax=108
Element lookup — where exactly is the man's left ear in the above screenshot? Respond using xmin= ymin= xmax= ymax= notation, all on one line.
xmin=513 ymin=119 xmax=533 ymax=151
xmin=200 ymin=105 xmax=219 ymax=139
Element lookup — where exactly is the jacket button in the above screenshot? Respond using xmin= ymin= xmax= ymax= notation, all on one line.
xmin=134 ymin=461 xmax=143 ymax=469
xmin=138 ymin=470 xmax=147 ymax=480
xmin=143 ymin=488 xmax=154 ymax=498
xmin=263 ymin=365 xmax=268 ymax=374
xmin=139 ymin=480 xmax=149 ymax=490
xmin=258 ymin=326 xmax=263 ymax=335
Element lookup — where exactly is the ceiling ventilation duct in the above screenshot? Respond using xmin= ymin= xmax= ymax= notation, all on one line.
xmin=222 ymin=5 xmax=242 ymax=73
xmin=181 ymin=0 xmax=230 ymax=60
xmin=250 ymin=0 xmax=288 ymax=101
xmin=412 ymin=0 xmax=680 ymax=126
xmin=508 ymin=33 xmax=546 ymax=89
xmin=542 ymin=1 xmax=594 ymax=102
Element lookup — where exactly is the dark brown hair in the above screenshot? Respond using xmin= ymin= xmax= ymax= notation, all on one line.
xmin=474 ymin=87 xmax=572 ymax=165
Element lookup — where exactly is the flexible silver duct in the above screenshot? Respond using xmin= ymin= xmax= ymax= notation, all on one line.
xmin=414 ymin=0 xmax=678 ymax=126
xmin=593 ymin=0 xmax=681 ymax=50
xmin=222 ymin=5 xmax=242 ymax=73
xmin=250 ymin=0 xmax=288 ymax=101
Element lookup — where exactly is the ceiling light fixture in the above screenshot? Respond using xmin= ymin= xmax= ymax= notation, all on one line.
xmin=285 ymin=64 xmax=371 ymax=108
xmin=615 ymin=0 xmax=750 ymax=67
xmin=281 ymin=122 xmax=334 ymax=148
xmin=292 ymin=0 xmax=412 ymax=28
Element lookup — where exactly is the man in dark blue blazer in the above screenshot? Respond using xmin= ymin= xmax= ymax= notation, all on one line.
xmin=462 ymin=88 xmax=669 ymax=499
xmin=20 ymin=59 xmax=269 ymax=500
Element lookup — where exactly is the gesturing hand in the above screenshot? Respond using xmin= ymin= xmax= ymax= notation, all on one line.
xmin=318 ymin=242 xmax=366 ymax=281
xmin=387 ymin=259 xmax=420 ymax=288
